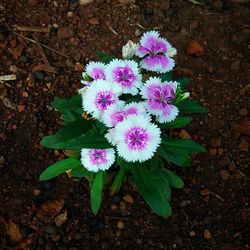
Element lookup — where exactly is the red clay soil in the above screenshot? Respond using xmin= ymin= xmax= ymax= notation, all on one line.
xmin=0 ymin=0 xmax=249 ymax=249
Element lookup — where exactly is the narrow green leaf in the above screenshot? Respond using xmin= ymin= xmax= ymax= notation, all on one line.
xmin=110 ymin=169 xmax=125 ymax=195
xmin=40 ymin=119 xmax=92 ymax=149
xmin=40 ymin=158 xmax=80 ymax=181
xmin=91 ymin=171 xmax=103 ymax=215
xmin=160 ymin=116 xmax=193 ymax=129
xmin=71 ymin=165 xmax=89 ymax=178
xmin=178 ymin=100 xmax=208 ymax=113
xmin=61 ymin=135 xmax=112 ymax=150
xmin=158 ymin=146 xmax=191 ymax=167
xmin=162 ymin=169 xmax=184 ymax=189
xmin=151 ymin=169 xmax=172 ymax=201
xmin=162 ymin=138 xmax=206 ymax=154
xmin=131 ymin=166 xmax=172 ymax=218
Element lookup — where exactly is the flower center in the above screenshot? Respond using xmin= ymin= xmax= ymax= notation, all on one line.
xmin=89 ymin=149 xmax=107 ymax=165
xmin=125 ymin=127 xmax=149 ymax=150
xmin=113 ymin=66 xmax=136 ymax=88
xmin=95 ymin=91 xmax=115 ymax=111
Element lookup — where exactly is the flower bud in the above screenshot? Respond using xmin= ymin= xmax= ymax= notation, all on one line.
xmin=122 ymin=40 xmax=139 ymax=59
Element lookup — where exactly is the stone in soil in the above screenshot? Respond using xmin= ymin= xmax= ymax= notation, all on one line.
xmin=239 ymin=108 xmax=248 ymax=116
xmin=219 ymin=170 xmax=230 ymax=180
xmin=209 ymin=148 xmax=217 ymax=156
xmin=239 ymin=137 xmax=249 ymax=151
xmin=203 ymin=229 xmax=212 ymax=240
xmin=79 ymin=0 xmax=93 ymax=5
xmin=57 ymin=27 xmax=74 ymax=39
xmin=186 ymin=40 xmax=204 ymax=56
xmin=117 ymin=220 xmax=125 ymax=230
xmin=123 ymin=194 xmax=134 ymax=204
xmin=45 ymin=225 xmax=58 ymax=235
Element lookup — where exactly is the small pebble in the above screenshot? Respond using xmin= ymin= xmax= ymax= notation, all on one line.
xmin=135 ymin=29 xmax=141 ymax=37
xmin=209 ymin=148 xmax=217 ymax=156
xmin=189 ymin=231 xmax=196 ymax=236
xmin=67 ymin=11 xmax=74 ymax=18
xmin=123 ymin=194 xmax=134 ymax=204
xmin=45 ymin=225 xmax=57 ymax=235
xmin=203 ymin=229 xmax=212 ymax=240
xmin=117 ymin=220 xmax=125 ymax=230
xmin=239 ymin=108 xmax=248 ymax=116
xmin=33 ymin=189 xmax=41 ymax=196
xmin=111 ymin=204 xmax=118 ymax=210
xmin=220 ymin=170 xmax=230 ymax=180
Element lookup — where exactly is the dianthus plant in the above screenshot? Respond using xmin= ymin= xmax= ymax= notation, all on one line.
xmin=40 ymin=31 xmax=207 ymax=218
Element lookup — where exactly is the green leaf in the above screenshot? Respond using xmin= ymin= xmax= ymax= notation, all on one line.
xmin=61 ymin=135 xmax=112 ymax=150
xmin=52 ymin=95 xmax=82 ymax=113
xmin=178 ymin=100 xmax=208 ymax=113
xmin=158 ymin=146 xmax=191 ymax=167
xmin=71 ymin=165 xmax=89 ymax=178
xmin=151 ymin=169 xmax=172 ymax=201
xmin=131 ymin=166 xmax=172 ymax=218
xmin=162 ymin=169 xmax=184 ymax=189
xmin=40 ymin=119 xmax=92 ymax=149
xmin=95 ymin=50 xmax=115 ymax=64
xmin=110 ymin=169 xmax=125 ymax=195
xmin=162 ymin=138 xmax=206 ymax=154
xmin=40 ymin=158 xmax=80 ymax=181
xmin=91 ymin=171 xmax=103 ymax=215
xmin=160 ymin=116 xmax=193 ymax=129
xmin=161 ymin=71 xmax=172 ymax=82
xmin=176 ymin=77 xmax=190 ymax=88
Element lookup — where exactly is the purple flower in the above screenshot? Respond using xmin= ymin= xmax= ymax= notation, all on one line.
xmin=141 ymin=77 xmax=179 ymax=123
xmin=82 ymin=80 xmax=122 ymax=120
xmin=86 ymin=62 xmax=106 ymax=80
xmin=81 ymin=148 xmax=115 ymax=172
xmin=110 ymin=115 xmax=161 ymax=162
xmin=106 ymin=59 xmax=142 ymax=95
xmin=135 ymin=31 xmax=176 ymax=73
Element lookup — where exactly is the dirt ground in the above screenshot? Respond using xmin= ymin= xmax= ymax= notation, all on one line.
xmin=0 ymin=0 xmax=249 ymax=249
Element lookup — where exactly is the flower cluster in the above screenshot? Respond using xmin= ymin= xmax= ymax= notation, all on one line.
xmin=79 ymin=31 xmax=178 ymax=172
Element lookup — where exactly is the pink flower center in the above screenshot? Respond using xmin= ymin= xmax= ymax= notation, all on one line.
xmin=113 ymin=66 xmax=136 ymax=88
xmin=148 ymin=85 xmax=175 ymax=110
xmin=125 ymin=127 xmax=149 ymax=150
xmin=89 ymin=149 xmax=107 ymax=165
xmin=95 ymin=91 xmax=116 ymax=111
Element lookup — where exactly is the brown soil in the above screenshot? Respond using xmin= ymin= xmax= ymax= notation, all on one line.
xmin=0 ymin=0 xmax=249 ymax=249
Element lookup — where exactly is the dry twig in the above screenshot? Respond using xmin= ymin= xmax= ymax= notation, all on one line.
xmin=13 ymin=31 xmax=68 ymax=58
xmin=13 ymin=25 xmax=50 ymax=33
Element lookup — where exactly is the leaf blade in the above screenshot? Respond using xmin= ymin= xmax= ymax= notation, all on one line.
xmin=40 ymin=158 xmax=80 ymax=181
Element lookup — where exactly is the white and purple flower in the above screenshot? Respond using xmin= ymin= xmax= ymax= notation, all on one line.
xmin=135 ymin=31 xmax=176 ymax=73
xmin=81 ymin=148 xmax=115 ymax=172
xmin=106 ymin=59 xmax=142 ymax=95
xmin=82 ymin=80 xmax=122 ymax=120
xmin=141 ymin=77 xmax=179 ymax=123
xmin=86 ymin=61 xmax=106 ymax=81
xmin=102 ymin=102 xmax=147 ymax=128
xmin=110 ymin=115 xmax=161 ymax=162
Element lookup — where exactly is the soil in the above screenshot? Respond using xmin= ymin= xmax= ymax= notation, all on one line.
xmin=0 ymin=0 xmax=249 ymax=249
